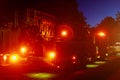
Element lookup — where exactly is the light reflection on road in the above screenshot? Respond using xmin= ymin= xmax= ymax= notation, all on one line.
xmin=25 ymin=72 xmax=56 ymax=80
xmin=86 ymin=61 xmax=106 ymax=68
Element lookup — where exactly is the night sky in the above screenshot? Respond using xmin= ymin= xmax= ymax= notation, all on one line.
xmin=76 ymin=0 xmax=120 ymax=27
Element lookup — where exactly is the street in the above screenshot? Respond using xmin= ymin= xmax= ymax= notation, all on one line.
xmin=0 ymin=54 xmax=119 ymax=80
xmin=66 ymin=55 xmax=120 ymax=80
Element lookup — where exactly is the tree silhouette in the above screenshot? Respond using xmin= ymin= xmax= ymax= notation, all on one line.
xmin=96 ymin=16 xmax=116 ymax=44
xmin=116 ymin=11 xmax=120 ymax=26
xmin=96 ymin=16 xmax=116 ymax=34
xmin=112 ymin=11 xmax=120 ymax=42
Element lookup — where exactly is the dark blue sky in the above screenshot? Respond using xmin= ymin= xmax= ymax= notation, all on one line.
xmin=76 ymin=0 xmax=120 ymax=27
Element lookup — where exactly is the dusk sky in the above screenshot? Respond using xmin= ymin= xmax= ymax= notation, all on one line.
xmin=76 ymin=0 xmax=120 ymax=27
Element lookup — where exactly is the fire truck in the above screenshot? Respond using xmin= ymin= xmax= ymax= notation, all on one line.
xmin=0 ymin=8 xmax=95 ymax=70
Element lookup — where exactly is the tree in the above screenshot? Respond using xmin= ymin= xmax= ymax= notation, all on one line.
xmin=116 ymin=11 xmax=120 ymax=26
xmin=112 ymin=11 xmax=120 ymax=42
xmin=94 ymin=16 xmax=116 ymax=57
xmin=96 ymin=16 xmax=116 ymax=34
xmin=96 ymin=16 xmax=116 ymax=43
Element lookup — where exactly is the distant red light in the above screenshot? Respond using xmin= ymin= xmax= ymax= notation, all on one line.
xmin=57 ymin=65 xmax=60 ymax=68
xmin=73 ymin=61 xmax=76 ymax=64
xmin=72 ymin=56 xmax=76 ymax=60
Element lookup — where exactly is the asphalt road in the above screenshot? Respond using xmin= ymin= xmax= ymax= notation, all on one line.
xmin=65 ymin=56 xmax=120 ymax=80
xmin=0 ymin=55 xmax=120 ymax=80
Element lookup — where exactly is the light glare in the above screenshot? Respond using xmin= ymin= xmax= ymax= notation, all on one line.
xmin=20 ymin=47 xmax=27 ymax=54
xmin=9 ymin=54 xmax=19 ymax=63
xmin=61 ymin=30 xmax=67 ymax=36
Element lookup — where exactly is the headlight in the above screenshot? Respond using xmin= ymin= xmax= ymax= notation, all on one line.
xmin=9 ymin=54 xmax=20 ymax=64
xmin=47 ymin=51 xmax=56 ymax=61
xmin=3 ymin=55 xmax=7 ymax=61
